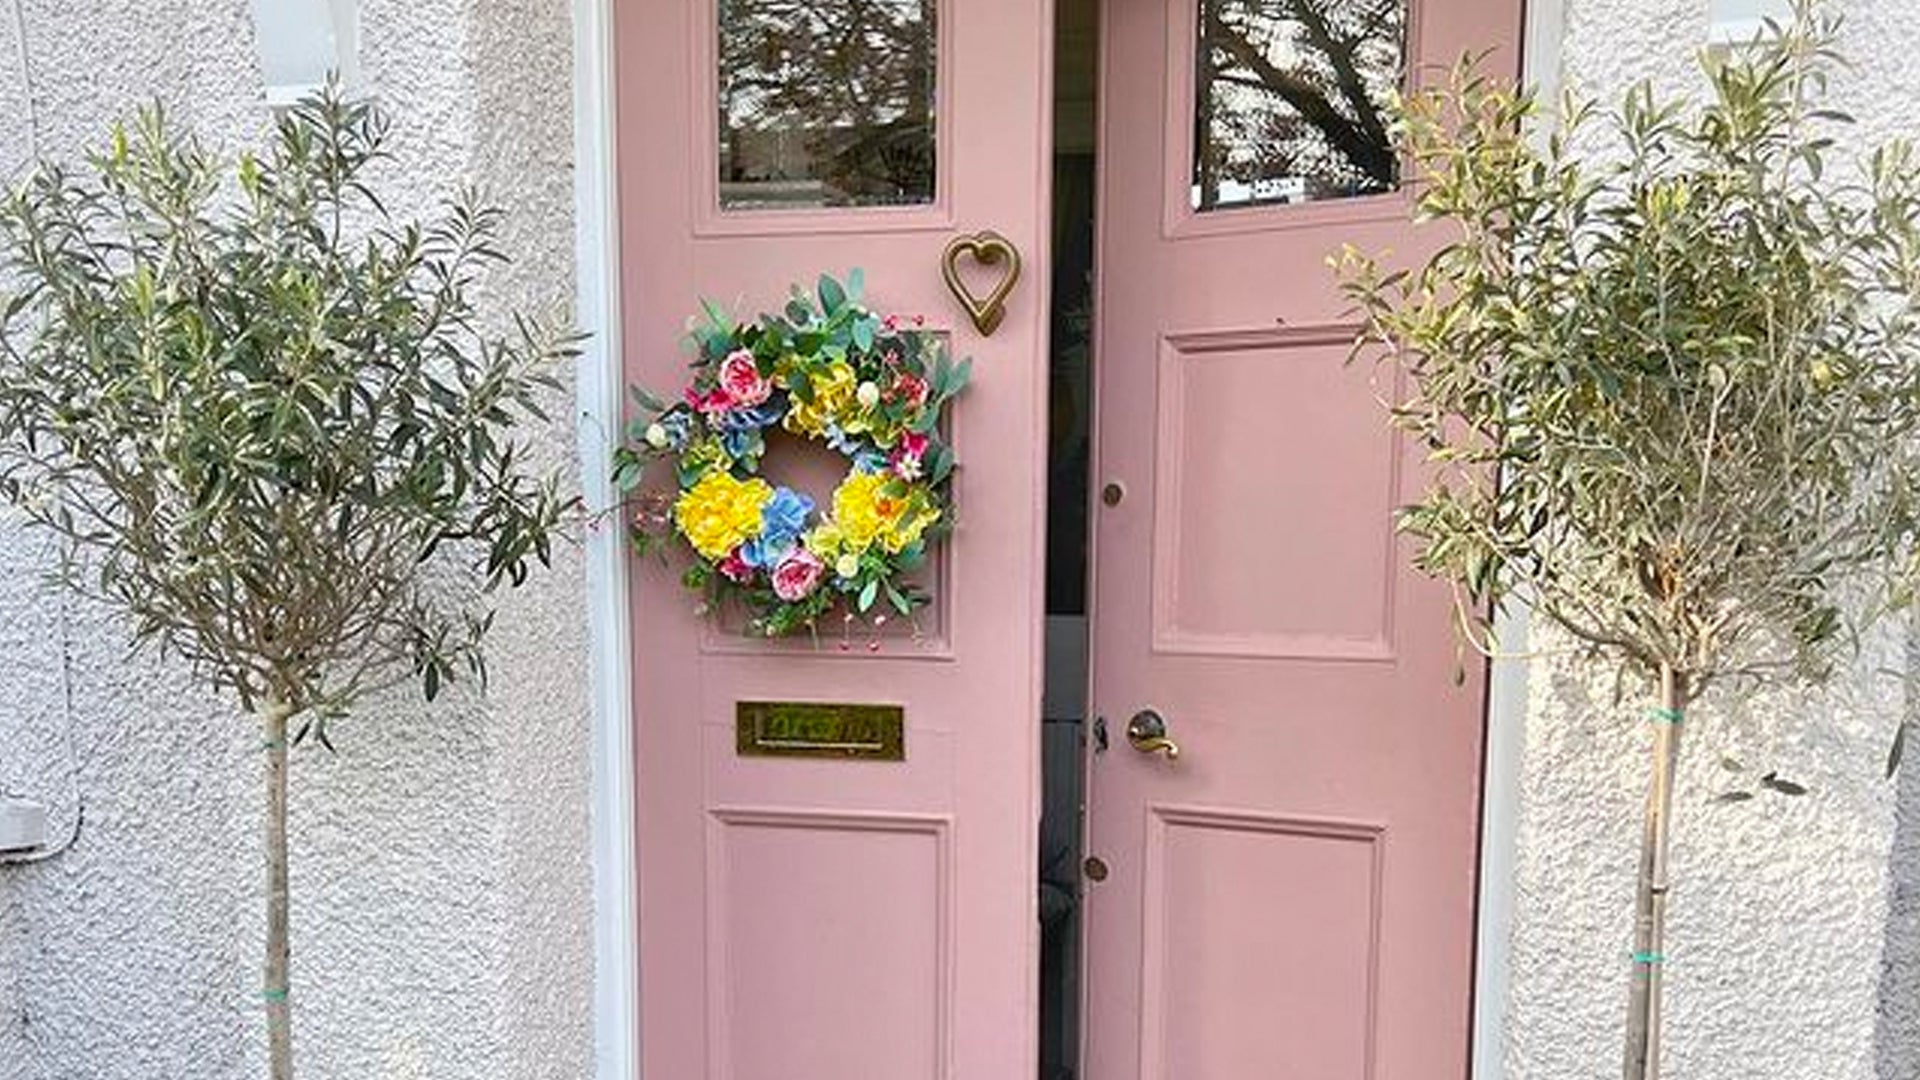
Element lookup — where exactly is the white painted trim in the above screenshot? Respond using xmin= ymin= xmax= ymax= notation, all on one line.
xmin=1474 ymin=606 xmax=1531 ymax=1080
xmin=1520 ymin=0 xmax=1568 ymax=110
xmin=573 ymin=0 xmax=638 ymax=1076
xmin=1470 ymin=3 xmax=1564 ymax=1077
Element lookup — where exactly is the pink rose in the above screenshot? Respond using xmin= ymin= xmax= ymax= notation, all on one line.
xmin=770 ymin=548 xmax=825 ymax=601
xmin=890 ymin=430 xmax=930 ymax=481
xmin=718 ymin=547 xmax=755 ymax=583
xmin=892 ymin=371 xmax=930 ymax=409
xmin=687 ymin=385 xmax=732 ymax=415
xmin=719 ymin=350 xmax=771 ymax=407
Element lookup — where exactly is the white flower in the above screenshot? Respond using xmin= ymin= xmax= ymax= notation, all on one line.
xmin=836 ymin=553 xmax=861 ymax=579
xmin=644 ymin=422 xmax=669 ymax=449
xmin=856 ymin=381 xmax=881 ymax=410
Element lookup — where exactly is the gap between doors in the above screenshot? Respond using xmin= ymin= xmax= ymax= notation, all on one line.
xmin=1039 ymin=0 xmax=1100 ymax=1076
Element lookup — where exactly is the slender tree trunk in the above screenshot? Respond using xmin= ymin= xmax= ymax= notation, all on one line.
xmin=263 ymin=697 xmax=295 ymax=1080
xmin=1623 ymin=665 xmax=1688 ymax=1080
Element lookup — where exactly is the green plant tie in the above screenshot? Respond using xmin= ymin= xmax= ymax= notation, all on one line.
xmin=261 ymin=988 xmax=288 ymax=1002
xmin=1632 ymin=952 xmax=1666 ymax=965
xmin=1645 ymin=707 xmax=1685 ymax=725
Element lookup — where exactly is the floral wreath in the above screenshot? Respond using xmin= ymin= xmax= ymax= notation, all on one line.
xmin=615 ymin=271 xmax=969 ymax=638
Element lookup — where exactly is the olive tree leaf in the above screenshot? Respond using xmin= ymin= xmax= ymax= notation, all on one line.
xmin=0 ymin=84 xmax=578 ymax=721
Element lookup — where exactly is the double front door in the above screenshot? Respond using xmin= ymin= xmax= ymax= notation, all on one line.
xmin=615 ymin=0 xmax=1522 ymax=1076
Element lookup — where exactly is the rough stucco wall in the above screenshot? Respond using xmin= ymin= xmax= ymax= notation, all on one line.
xmin=0 ymin=2 xmax=592 ymax=1078
xmin=1880 ymin=626 xmax=1920 ymax=1080
xmin=1858 ymin=9 xmax=1920 ymax=1077
xmin=1501 ymin=4 xmax=1920 ymax=1078
xmin=463 ymin=1 xmax=595 ymax=1075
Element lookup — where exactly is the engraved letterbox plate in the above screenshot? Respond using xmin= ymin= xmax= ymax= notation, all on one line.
xmin=735 ymin=701 xmax=905 ymax=761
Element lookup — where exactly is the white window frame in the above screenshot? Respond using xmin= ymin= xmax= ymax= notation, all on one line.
xmin=1709 ymin=0 xmax=1793 ymax=46
xmin=249 ymin=0 xmax=360 ymax=107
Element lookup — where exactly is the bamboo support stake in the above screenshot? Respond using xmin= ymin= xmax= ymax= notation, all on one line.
xmin=263 ymin=698 xmax=294 ymax=1080
xmin=1623 ymin=665 xmax=1687 ymax=1080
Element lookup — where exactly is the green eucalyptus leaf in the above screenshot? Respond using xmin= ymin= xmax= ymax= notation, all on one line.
xmin=818 ymin=274 xmax=847 ymax=315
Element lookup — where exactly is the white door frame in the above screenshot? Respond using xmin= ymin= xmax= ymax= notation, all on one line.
xmin=1470 ymin=0 xmax=1564 ymax=1073
xmin=569 ymin=0 xmax=1565 ymax=1075
xmin=570 ymin=1 xmax=637 ymax=1078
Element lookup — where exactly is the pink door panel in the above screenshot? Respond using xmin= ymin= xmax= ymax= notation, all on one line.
xmin=1084 ymin=1 xmax=1525 ymax=1078
xmin=615 ymin=1 xmax=1053 ymax=1076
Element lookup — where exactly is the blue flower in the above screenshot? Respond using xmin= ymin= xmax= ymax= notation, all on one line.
xmin=739 ymin=535 xmax=792 ymax=568
xmin=823 ymin=423 xmax=862 ymax=456
xmin=824 ymin=423 xmax=889 ymax=474
xmin=760 ymin=487 xmax=814 ymax=547
xmin=721 ymin=427 xmax=761 ymax=462
xmin=741 ymin=486 xmax=814 ymax=568
xmin=720 ymin=404 xmax=783 ymax=463
xmin=658 ymin=410 xmax=693 ymax=451
xmin=716 ymin=403 xmax=784 ymax=433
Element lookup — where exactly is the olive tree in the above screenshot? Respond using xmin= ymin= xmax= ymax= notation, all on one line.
xmin=0 ymin=90 xmax=572 ymax=1078
xmin=1337 ymin=6 xmax=1920 ymax=1078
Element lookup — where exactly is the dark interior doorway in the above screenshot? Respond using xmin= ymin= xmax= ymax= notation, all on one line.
xmin=1039 ymin=0 xmax=1099 ymax=1076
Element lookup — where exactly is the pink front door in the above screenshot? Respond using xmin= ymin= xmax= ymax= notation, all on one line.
xmin=615 ymin=1 xmax=1052 ymax=1077
xmin=1084 ymin=1 xmax=1523 ymax=1078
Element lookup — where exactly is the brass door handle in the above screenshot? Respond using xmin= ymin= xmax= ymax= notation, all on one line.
xmin=1126 ymin=709 xmax=1180 ymax=760
xmin=940 ymin=230 xmax=1021 ymax=336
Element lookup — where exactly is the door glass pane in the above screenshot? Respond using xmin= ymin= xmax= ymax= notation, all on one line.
xmin=718 ymin=0 xmax=938 ymax=211
xmin=1192 ymin=0 xmax=1406 ymax=211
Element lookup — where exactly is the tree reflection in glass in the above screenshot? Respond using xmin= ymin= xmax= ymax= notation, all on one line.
xmin=718 ymin=0 xmax=937 ymax=211
xmin=1193 ymin=0 xmax=1405 ymax=210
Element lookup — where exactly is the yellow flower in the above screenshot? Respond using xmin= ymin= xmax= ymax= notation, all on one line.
xmin=804 ymin=520 xmax=845 ymax=561
xmin=674 ymin=471 xmax=772 ymax=560
xmin=884 ymin=499 xmax=939 ymax=554
xmin=784 ymin=361 xmax=859 ymax=438
xmin=830 ymin=472 xmax=895 ymax=553
xmin=829 ymin=472 xmax=942 ymax=555
xmin=680 ymin=436 xmax=731 ymax=480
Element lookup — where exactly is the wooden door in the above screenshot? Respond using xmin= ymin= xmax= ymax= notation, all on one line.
xmin=615 ymin=1 xmax=1052 ymax=1076
xmin=1083 ymin=1 xmax=1523 ymax=1077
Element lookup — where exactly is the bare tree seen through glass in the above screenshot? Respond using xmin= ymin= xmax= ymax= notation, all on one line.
xmin=718 ymin=0 xmax=937 ymax=210
xmin=1194 ymin=0 xmax=1406 ymax=209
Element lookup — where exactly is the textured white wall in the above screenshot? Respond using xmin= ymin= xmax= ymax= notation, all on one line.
xmin=1500 ymin=4 xmax=1920 ymax=1079
xmin=0 ymin=2 xmax=592 ymax=1079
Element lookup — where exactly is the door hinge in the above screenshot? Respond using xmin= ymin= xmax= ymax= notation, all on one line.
xmin=1092 ymin=715 xmax=1108 ymax=754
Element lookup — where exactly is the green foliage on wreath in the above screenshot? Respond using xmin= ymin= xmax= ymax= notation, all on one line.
xmin=615 ymin=271 xmax=969 ymax=638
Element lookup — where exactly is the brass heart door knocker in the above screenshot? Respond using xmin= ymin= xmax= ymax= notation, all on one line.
xmin=941 ymin=230 xmax=1022 ymax=336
